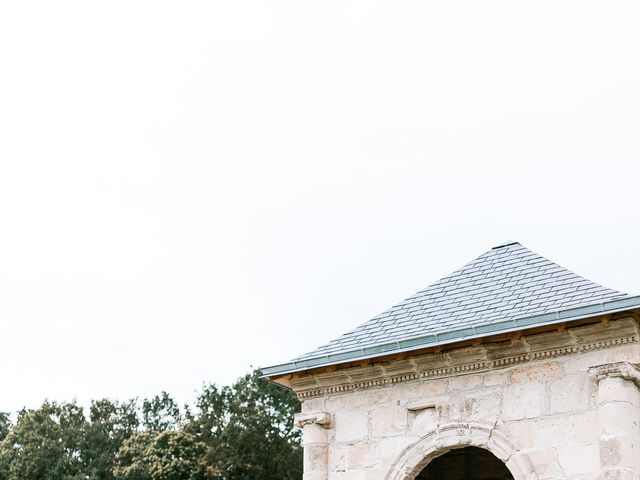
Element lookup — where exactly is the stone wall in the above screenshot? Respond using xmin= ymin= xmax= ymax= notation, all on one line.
xmin=293 ymin=317 xmax=640 ymax=480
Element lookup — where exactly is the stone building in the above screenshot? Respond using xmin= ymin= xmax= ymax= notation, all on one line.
xmin=262 ymin=242 xmax=640 ymax=480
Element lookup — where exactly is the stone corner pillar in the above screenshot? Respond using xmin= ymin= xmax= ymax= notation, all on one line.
xmin=295 ymin=412 xmax=332 ymax=480
xmin=588 ymin=362 xmax=640 ymax=478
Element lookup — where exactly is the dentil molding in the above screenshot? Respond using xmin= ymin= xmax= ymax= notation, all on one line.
xmin=291 ymin=317 xmax=639 ymax=400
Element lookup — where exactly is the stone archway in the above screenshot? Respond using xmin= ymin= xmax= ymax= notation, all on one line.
xmin=384 ymin=422 xmax=538 ymax=480
xmin=417 ymin=446 xmax=513 ymax=479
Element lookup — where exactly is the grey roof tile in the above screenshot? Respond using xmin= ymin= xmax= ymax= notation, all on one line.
xmin=293 ymin=242 xmax=628 ymax=361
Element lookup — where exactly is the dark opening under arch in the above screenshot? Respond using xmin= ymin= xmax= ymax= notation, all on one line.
xmin=416 ymin=446 xmax=514 ymax=480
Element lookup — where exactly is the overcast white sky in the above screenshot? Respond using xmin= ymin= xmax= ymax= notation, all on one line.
xmin=1 ymin=1 xmax=639 ymax=413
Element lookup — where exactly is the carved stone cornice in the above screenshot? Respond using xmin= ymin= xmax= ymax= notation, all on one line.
xmin=294 ymin=412 xmax=332 ymax=428
xmin=291 ymin=317 xmax=639 ymax=400
xmin=588 ymin=361 xmax=640 ymax=388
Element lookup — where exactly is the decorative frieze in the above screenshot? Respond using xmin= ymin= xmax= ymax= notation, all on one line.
xmin=291 ymin=317 xmax=639 ymax=400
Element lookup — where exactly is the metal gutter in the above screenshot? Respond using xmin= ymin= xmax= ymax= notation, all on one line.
xmin=261 ymin=295 xmax=640 ymax=377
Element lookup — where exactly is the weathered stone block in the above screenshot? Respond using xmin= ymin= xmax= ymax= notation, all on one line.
xmin=449 ymin=373 xmax=482 ymax=391
xmin=502 ymin=382 xmax=545 ymax=420
xmin=362 ymin=388 xmax=395 ymax=408
xmin=525 ymin=448 xmax=563 ymax=479
xmin=567 ymin=344 xmax=640 ymax=373
xmin=328 ymin=444 xmax=348 ymax=472
xmin=410 ymin=408 xmax=438 ymax=436
xmin=304 ymin=472 xmax=329 ymax=480
xmin=548 ymin=373 xmax=590 ymax=414
xmin=326 ymin=391 xmax=370 ymax=413
xmin=302 ymin=397 xmax=327 ymax=414
xmin=469 ymin=424 xmax=492 ymax=447
xmin=328 ymin=471 xmax=365 ymax=480
xmin=534 ymin=412 xmax=600 ymax=449
xmin=334 ymin=410 xmax=368 ymax=443
xmin=598 ymin=377 xmax=640 ymax=408
xmin=534 ymin=417 xmax=567 ymax=449
xmin=437 ymin=425 xmax=470 ymax=449
xmin=573 ymin=318 xmax=637 ymax=345
xmin=557 ymin=443 xmax=601 ymax=476
xmin=404 ymin=378 xmax=450 ymax=397
xmin=597 ymin=470 xmax=640 ymax=480
xmin=566 ymin=410 xmax=600 ymax=444
xmin=501 ymin=420 xmax=535 ymax=450
xmin=349 ymin=443 xmax=376 ymax=470
xmin=486 ymin=338 xmax=529 ymax=360
xmin=304 ymin=423 xmax=330 ymax=444
xmin=483 ymin=370 xmax=511 ymax=387
xmin=305 ymin=444 xmax=329 ymax=472
xmin=377 ymin=436 xmax=412 ymax=467
xmin=371 ymin=406 xmax=406 ymax=438
xmin=525 ymin=329 xmax=577 ymax=352
xmin=487 ymin=431 xmax=513 ymax=462
xmin=363 ymin=469 xmax=388 ymax=480
xmin=505 ymin=452 xmax=538 ymax=480
xmin=600 ymin=437 xmax=640 ymax=470
xmin=438 ymin=399 xmax=476 ymax=423
xmin=599 ymin=402 xmax=640 ymax=437
xmin=511 ymin=361 xmax=562 ymax=383
xmin=463 ymin=387 xmax=501 ymax=422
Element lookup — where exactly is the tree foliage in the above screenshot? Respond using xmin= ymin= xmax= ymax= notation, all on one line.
xmin=142 ymin=393 xmax=181 ymax=433
xmin=0 ymin=402 xmax=85 ymax=480
xmin=0 ymin=370 xmax=301 ymax=480
xmin=0 ymin=413 xmax=10 ymax=442
xmin=193 ymin=370 xmax=302 ymax=480
xmin=114 ymin=431 xmax=205 ymax=480
xmin=82 ymin=399 xmax=139 ymax=479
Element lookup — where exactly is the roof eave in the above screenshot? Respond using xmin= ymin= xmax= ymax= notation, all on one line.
xmin=261 ymin=295 xmax=640 ymax=378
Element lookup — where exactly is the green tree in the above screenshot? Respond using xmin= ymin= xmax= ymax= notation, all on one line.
xmin=184 ymin=384 xmax=227 ymax=445
xmin=114 ymin=430 xmax=205 ymax=480
xmin=0 ymin=369 xmax=301 ymax=480
xmin=0 ymin=413 xmax=10 ymax=442
xmin=142 ymin=393 xmax=181 ymax=432
xmin=0 ymin=402 xmax=86 ymax=480
xmin=81 ymin=399 xmax=139 ymax=479
xmin=191 ymin=370 xmax=302 ymax=480
xmin=0 ymin=412 xmax=12 ymax=479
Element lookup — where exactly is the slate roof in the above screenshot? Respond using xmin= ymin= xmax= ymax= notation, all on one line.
xmin=263 ymin=242 xmax=639 ymax=377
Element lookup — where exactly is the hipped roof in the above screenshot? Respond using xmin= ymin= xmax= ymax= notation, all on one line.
xmin=262 ymin=242 xmax=639 ymax=377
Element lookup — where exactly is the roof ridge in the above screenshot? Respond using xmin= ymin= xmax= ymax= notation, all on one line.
xmin=492 ymin=240 xmax=520 ymax=249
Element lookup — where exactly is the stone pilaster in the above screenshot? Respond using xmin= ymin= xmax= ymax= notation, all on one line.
xmin=589 ymin=362 xmax=640 ymax=479
xmin=295 ymin=412 xmax=332 ymax=480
